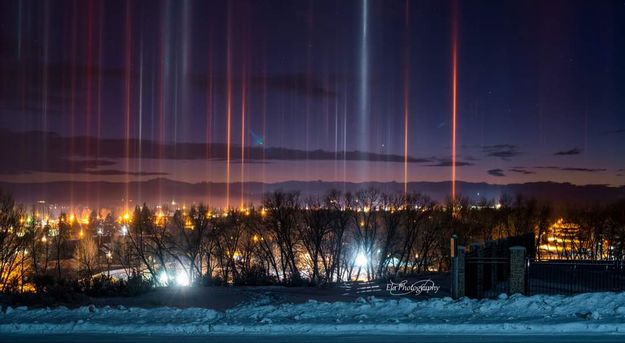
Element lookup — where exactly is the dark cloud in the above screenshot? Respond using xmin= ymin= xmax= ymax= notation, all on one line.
xmin=602 ymin=128 xmax=625 ymax=135
xmin=83 ymin=170 xmax=168 ymax=176
xmin=488 ymin=168 xmax=505 ymax=177
xmin=0 ymin=129 xmax=433 ymax=175
xmin=554 ymin=148 xmax=582 ymax=156
xmin=189 ymin=72 xmax=337 ymax=99
xmin=0 ymin=62 xmax=131 ymax=116
xmin=536 ymin=166 xmax=606 ymax=173
xmin=509 ymin=168 xmax=536 ymax=175
xmin=482 ymin=144 xmax=521 ymax=160
xmin=427 ymin=159 xmax=473 ymax=167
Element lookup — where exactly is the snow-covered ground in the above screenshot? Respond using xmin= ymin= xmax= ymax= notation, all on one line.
xmin=2 ymin=292 xmax=625 ymax=336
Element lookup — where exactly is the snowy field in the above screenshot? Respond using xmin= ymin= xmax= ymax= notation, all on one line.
xmin=2 ymin=291 xmax=625 ymax=339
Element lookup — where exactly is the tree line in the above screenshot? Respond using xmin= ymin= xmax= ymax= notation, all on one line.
xmin=2 ymin=188 xmax=625 ymax=295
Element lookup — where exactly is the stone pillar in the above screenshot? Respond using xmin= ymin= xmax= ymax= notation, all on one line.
xmin=509 ymin=246 xmax=526 ymax=295
xmin=452 ymin=246 xmax=465 ymax=299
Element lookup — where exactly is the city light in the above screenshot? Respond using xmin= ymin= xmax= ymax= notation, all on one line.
xmin=158 ymin=271 xmax=169 ymax=286
xmin=355 ymin=252 xmax=368 ymax=268
xmin=175 ymin=270 xmax=190 ymax=287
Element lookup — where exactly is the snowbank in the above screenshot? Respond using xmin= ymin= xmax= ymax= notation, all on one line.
xmin=3 ymin=292 xmax=625 ymax=335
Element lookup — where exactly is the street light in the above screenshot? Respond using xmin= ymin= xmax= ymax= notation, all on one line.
xmin=176 ymin=270 xmax=190 ymax=287
xmin=355 ymin=252 xmax=368 ymax=268
xmin=106 ymin=251 xmax=112 ymax=277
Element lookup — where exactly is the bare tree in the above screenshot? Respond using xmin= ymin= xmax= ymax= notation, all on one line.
xmin=376 ymin=193 xmax=405 ymax=277
xmin=263 ymin=191 xmax=302 ymax=283
xmin=0 ymin=190 xmax=27 ymax=293
xmin=300 ymin=197 xmax=332 ymax=285
xmin=74 ymin=237 xmax=99 ymax=278
xmin=53 ymin=213 xmax=71 ymax=280
xmin=126 ymin=205 xmax=159 ymax=281
xmin=324 ymin=190 xmax=350 ymax=282
xmin=171 ymin=205 xmax=212 ymax=282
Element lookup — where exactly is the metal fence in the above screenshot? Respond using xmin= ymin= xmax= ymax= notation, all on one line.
xmin=527 ymin=259 xmax=625 ymax=295
xmin=465 ymin=256 xmax=510 ymax=298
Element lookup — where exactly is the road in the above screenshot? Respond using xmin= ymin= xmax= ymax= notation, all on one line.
xmin=2 ymin=334 xmax=625 ymax=343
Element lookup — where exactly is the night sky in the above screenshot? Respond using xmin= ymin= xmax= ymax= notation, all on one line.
xmin=1 ymin=0 xmax=624 ymax=204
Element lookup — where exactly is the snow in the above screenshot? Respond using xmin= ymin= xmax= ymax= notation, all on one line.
xmin=3 ymin=292 xmax=625 ymax=336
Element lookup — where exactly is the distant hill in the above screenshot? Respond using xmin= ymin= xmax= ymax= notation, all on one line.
xmin=1 ymin=178 xmax=624 ymax=208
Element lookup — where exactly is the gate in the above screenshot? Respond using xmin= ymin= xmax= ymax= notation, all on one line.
xmin=465 ymin=256 xmax=509 ymax=298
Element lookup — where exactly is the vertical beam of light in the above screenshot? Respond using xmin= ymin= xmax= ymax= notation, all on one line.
xmin=124 ymin=0 xmax=133 ymax=212
xmin=40 ymin=1 xmax=50 ymax=184
xmin=180 ymin=0 xmax=192 ymax=147
xmin=95 ymin=1 xmax=104 ymax=210
xmin=304 ymin=1 xmax=313 ymax=188
xmin=86 ymin=0 xmax=94 ymax=144
xmin=451 ymin=1 xmax=459 ymax=201
xmin=16 ymin=0 xmax=22 ymax=59
xmin=137 ymin=43 xmax=144 ymax=202
xmin=334 ymin=80 xmax=339 ymax=181
xmin=332 ymin=1 xmax=339 ymax=184
xmin=359 ymin=0 xmax=369 ymax=168
xmin=261 ymin=52 xmax=267 ymax=196
xmin=69 ymin=0 xmax=78 ymax=211
xmin=86 ymin=0 xmax=95 ymax=202
xmin=205 ymin=40 xmax=214 ymax=207
xmin=225 ymin=4 xmax=233 ymax=210
xmin=342 ymin=87 xmax=348 ymax=194
xmin=158 ymin=2 xmax=169 ymax=206
xmin=240 ymin=57 xmax=247 ymax=209
xmin=403 ymin=0 xmax=411 ymax=196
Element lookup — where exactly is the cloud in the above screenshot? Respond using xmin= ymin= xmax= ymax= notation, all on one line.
xmin=426 ymin=158 xmax=473 ymax=167
xmin=83 ymin=170 xmax=168 ymax=176
xmin=482 ymin=144 xmax=521 ymax=160
xmin=554 ymin=148 xmax=582 ymax=156
xmin=602 ymin=128 xmax=625 ymax=135
xmin=0 ymin=62 xmax=132 ymax=116
xmin=0 ymin=129 xmax=435 ymax=175
xmin=509 ymin=168 xmax=536 ymax=175
xmin=536 ymin=166 xmax=606 ymax=173
xmin=487 ymin=168 xmax=505 ymax=177
xmin=189 ymin=72 xmax=337 ymax=99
